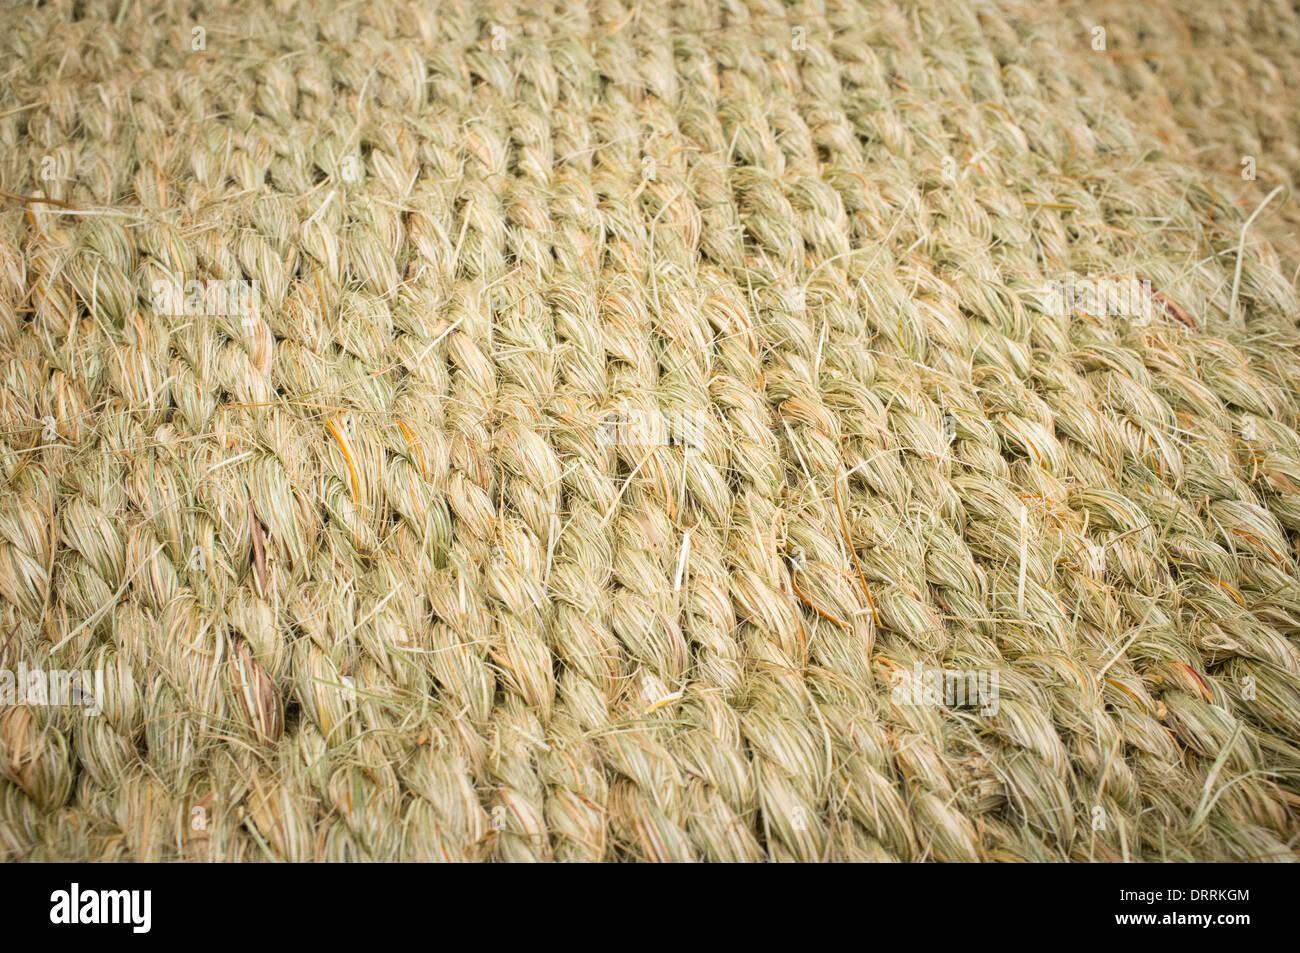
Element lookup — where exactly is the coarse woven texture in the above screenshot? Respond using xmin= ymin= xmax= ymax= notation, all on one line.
xmin=1 ymin=0 xmax=1299 ymax=862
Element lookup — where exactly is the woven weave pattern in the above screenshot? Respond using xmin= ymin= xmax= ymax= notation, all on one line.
xmin=2 ymin=0 xmax=1299 ymax=861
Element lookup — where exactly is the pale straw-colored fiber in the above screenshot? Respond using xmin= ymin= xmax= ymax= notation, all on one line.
xmin=1 ymin=0 xmax=1299 ymax=861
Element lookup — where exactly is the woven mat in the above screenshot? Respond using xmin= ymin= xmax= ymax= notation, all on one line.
xmin=2 ymin=0 xmax=1299 ymax=861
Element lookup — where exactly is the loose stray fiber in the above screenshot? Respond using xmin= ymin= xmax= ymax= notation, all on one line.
xmin=1 ymin=0 xmax=1299 ymax=862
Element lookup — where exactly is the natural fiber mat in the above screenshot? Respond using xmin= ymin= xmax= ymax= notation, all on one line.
xmin=2 ymin=0 xmax=1299 ymax=862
